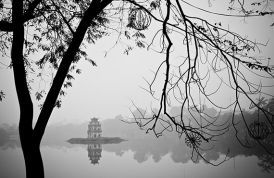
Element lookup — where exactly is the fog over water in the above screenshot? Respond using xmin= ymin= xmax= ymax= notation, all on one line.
xmin=1 ymin=111 xmax=274 ymax=178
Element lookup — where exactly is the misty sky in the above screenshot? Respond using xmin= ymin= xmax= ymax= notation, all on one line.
xmin=0 ymin=0 xmax=274 ymax=125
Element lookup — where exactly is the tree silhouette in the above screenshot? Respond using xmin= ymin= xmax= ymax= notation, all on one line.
xmin=1 ymin=0 xmax=112 ymax=177
xmin=0 ymin=0 xmax=274 ymax=177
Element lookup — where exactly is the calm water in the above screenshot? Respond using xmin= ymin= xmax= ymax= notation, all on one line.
xmin=0 ymin=138 xmax=274 ymax=178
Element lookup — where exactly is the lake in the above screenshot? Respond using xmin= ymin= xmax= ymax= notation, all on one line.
xmin=0 ymin=138 xmax=274 ymax=178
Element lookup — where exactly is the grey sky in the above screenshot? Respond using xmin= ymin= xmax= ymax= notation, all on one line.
xmin=0 ymin=0 xmax=273 ymax=125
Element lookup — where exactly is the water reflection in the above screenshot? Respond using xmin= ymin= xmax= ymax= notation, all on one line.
xmin=102 ymin=136 xmax=274 ymax=173
xmin=102 ymin=137 xmax=191 ymax=163
xmin=87 ymin=144 xmax=102 ymax=165
xmin=1 ymin=133 xmax=274 ymax=174
xmin=0 ymin=138 xmax=20 ymax=149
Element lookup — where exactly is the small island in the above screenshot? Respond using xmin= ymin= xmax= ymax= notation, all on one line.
xmin=67 ymin=137 xmax=126 ymax=144
xmin=67 ymin=117 xmax=126 ymax=144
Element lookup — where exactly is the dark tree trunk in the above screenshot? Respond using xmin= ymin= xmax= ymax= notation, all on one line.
xmin=18 ymin=112 xmax=45 ymax=178
xmin=11 ymin=0 xmax=44 ymax=177
xmin=20 ymin=131 xmax=44 ymax=178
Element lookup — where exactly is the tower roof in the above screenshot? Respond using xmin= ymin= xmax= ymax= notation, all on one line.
xmin=90 ymin=117 xmax=100 ymax=122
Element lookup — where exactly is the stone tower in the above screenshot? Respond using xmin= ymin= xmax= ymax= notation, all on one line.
xmin=87 ymin=117 xmax=102 ymax=138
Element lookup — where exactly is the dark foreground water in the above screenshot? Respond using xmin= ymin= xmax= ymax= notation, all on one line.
xmin=0 ymin=138 xmax=274 ymax=178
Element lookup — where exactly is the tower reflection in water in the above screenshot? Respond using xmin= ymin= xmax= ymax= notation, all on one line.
xmin=87 ymin=143 xmax=102 ymax=165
